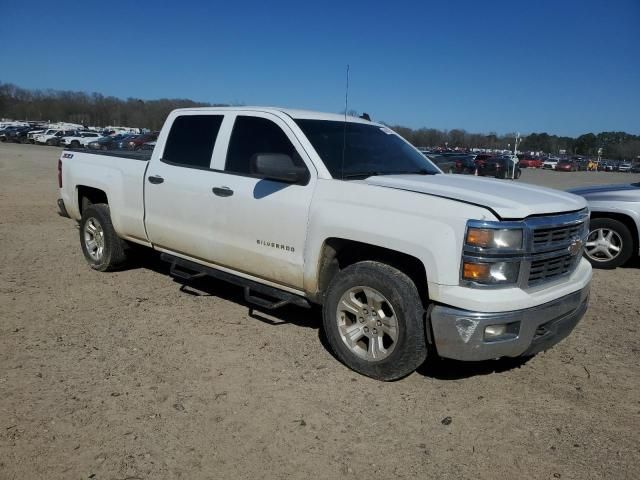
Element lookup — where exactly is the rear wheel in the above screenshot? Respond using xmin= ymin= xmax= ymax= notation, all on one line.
xmin=584 ymin=218 xmax=634 ymax=268
xmin=79 ymin=204 xmax=128 ymax=271
xmin=323 ymin=261 xmax=428 ymax=381
xmin=71 ymin=140 xmax=80 ymax=148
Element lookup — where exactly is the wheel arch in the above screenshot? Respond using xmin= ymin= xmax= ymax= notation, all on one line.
xmin=590 ymin=211 xmax=639 ymax=255
xmin=77 ymin=185 xmax=109 ymax=214
xmin=313 ymin=237 xmax=429 ymax=307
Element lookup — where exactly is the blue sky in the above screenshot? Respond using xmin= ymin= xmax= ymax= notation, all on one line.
xmin=1 ymin=0 xmax=638 ymax=136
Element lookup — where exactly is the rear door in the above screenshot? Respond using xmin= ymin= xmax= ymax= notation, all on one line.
xmin=204 ymin=112 xmax=316 ymax=289
xmin=144 ymin=113 xmax=225 ymax=262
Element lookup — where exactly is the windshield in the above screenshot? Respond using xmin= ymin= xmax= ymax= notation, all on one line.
xmin=295 ymin=120 xmax=440 ymax=178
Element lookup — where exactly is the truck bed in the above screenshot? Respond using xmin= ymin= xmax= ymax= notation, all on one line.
xmin=59 ymin=148 xmax=150 ymax=243
xmin=64 ymin=148 xmax=152 ymax=161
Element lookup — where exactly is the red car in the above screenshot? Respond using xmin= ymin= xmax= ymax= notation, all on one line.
xmin=126 ymin=132 xmax=159 ymax=150
xmin=556 ymin=160 xmax=579 ymax=172
xmin=519 ymin=156 xmax=543 ymax=168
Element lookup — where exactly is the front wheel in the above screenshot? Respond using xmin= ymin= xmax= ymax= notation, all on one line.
xmin=584 ymin=218 xmax=634 ymax=268
xmin=79 ymin=204 xmax=128 ymax=271
xmin=323 ymin=261 xmax=428 ymax=381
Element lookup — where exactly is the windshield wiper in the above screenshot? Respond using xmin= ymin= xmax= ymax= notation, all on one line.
xmin=383 ymin=169 xmax=435 ymax=176
xmin=341 ymin=171 xmax=385 ymax=179
xmin=342 ymin=169 xmax=435 ymax=180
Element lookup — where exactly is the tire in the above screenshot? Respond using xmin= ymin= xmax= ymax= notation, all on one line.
xmin=584 ymin=217 xmax=634 ymax=269
xmin=46 ymin=139 xmax=54 ymax=146
xmin=71 ymin=140 xmax=80 ymax=148
xmin=322 ymin=261 xmax=428 ymax=381
xmin=79 ymin=204 xmax=128 ymax=271
xmin=101 ymin=145 xmax=108 ymax=151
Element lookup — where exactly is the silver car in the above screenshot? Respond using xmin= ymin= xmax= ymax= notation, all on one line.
xmin=568 ymin=183 xmax=640 ymax=268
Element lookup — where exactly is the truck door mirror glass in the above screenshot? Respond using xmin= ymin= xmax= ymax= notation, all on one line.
xmin=252 ymin=153 xmax=308 ymax=184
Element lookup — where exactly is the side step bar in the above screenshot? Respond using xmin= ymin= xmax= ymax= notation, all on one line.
xmin=161 ymin=253 xmax=311 ymax=310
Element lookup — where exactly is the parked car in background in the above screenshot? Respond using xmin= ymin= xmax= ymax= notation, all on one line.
xmin=26 ymin=128 xmax=47 ymax=143
xmin=618 ymin=162 xmax=632 ymax=172
xmin=480 ymin=156 xmax=521 ymax=179
xmin=140 ymin=140 xmax=156 ymax=151
xmin=115 ymin=134 xmax=141 ymax=150
xmin=568 ymin=182 xmax=640 ymax=268
xmin=519 ymin=156 xmax=543 ymax=168
xmin=425 ymin=153 xmax=467 ymax=173
xmin=543 ymin=158 xmax=559 ymax=170
xmin=556 ymin=160 xmax=580 ymax=172
xmin=59 ymin=131 xmax=103 ymax=149
xmin=0 ymin=126 xmax=31 ymax=142
xmin=88 ymin=134 xmax=128 ymax=150
xmin=452 ymin=155 xmax=478 ymax=174
xmin=631 ymin=164 xmax=640 ymax=173
xmin=125 ymin=132 xmax=159 ymax=150
xmin=34 ymin=129 xmax=77 ymax=146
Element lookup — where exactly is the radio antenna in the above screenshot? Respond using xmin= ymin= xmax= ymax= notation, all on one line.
xmin=341 ymin=64 xmax=349 ymax=180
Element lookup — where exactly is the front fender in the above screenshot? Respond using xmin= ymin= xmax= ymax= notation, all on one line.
xmin=303 ymin=180 xmax=496 ymax=295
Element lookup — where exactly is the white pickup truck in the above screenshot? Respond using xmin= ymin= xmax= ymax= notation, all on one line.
xmin=57 ymin=107 xmax=592 ymax=380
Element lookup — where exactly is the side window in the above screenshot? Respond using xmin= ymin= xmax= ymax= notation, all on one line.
xmin=225 ymin=116 xmax=304 ymax=175
xmin=163 ymin=115 xmax=223 ymax=168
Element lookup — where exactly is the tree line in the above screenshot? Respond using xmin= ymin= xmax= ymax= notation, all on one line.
xmin=0 ymin=82 xmax=227 ymax=131
xmin=2 ymin=82 xmax=638 ymax=159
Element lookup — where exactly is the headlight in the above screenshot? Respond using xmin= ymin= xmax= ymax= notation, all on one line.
xmin=462 ymin=220 xmax=524 ymax=287
xmin=462 ymin=261 xmax=520 ymax=285
xmin=466 ymin=227 xmax=523 ymax=249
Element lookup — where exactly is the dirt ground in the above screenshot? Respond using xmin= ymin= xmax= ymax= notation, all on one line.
xmin=1 ymin=142 xmax=639 ymax=480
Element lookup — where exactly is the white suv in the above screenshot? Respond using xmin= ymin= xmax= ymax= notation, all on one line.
xmin=59 ymin=131 xmax=103 ymax=148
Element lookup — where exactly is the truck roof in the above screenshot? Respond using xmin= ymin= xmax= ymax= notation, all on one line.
xmin=170 ymin=106 xmax=375 ymax=124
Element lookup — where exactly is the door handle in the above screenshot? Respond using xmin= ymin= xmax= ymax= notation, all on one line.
xmin=148 ymin=175 xmax=164 ymax=184
xmin=212 ymin=186 xmax=234 ymax=197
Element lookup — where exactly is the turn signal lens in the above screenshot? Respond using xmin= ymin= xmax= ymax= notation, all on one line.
xmin=466 ymin=228 xmax=492 ymax=247
xmin=463 ymin=262 xmax=490 ymax=281
xmin=463 ymin=261 xmax=520 ymax=284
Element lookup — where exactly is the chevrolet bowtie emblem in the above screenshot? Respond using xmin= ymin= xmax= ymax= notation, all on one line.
xmin=568 ymin=237 xmax=584 ymax=256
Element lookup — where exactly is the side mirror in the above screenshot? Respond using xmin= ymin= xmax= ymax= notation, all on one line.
xmin=252 ymin=153 xmax=308 ymax=184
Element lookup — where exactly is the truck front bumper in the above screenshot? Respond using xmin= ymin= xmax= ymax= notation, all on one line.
xmin=429 ymin=284 xmax=589 ymax=361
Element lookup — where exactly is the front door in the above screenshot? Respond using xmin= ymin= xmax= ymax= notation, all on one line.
xmin=205 ymin=113 xmax=316 ymax=289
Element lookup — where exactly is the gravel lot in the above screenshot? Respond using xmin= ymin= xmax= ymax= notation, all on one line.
xmin=1 ymin=143 xmax=639 ymax=480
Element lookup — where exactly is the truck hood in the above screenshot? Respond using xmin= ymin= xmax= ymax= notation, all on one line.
xmin=364 ymin=174 xmax=587 ymax=219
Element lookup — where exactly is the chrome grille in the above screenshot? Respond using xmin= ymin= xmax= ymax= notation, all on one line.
xmin=526 ymin=210 xmax=588 ymax=286
xmin=532 ymin=224 xmax=584 ymax=249
xmin=528 ymin=253 xmax=576 ymax=285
